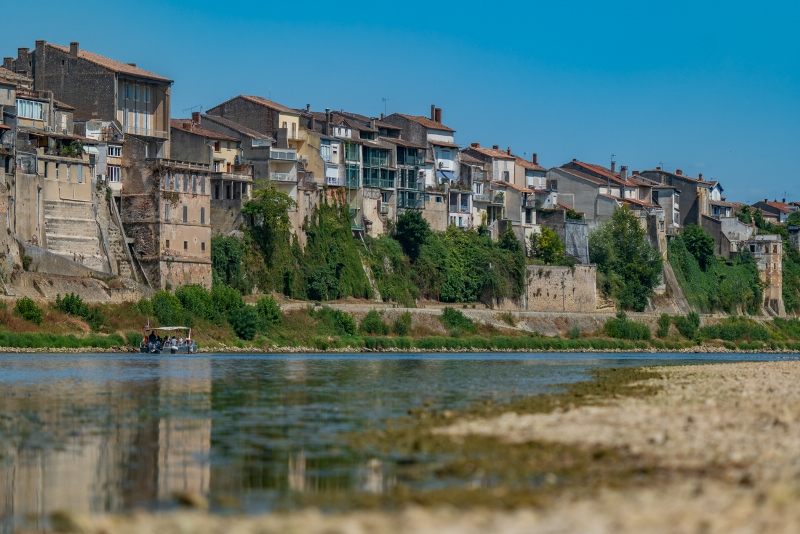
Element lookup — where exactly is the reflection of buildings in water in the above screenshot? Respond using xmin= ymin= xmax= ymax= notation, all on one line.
xmin=157 ymin=359 xmax=212 ymax=500
xmin=284 ymin=358 xmax=308 ymax=383
xmin=0 ymin=358 xmax=214 ymax=527
xmin=287 ymin=450 xmax=307 ymax=492
xmin=357 ymin=458 xmax=394 ymax=494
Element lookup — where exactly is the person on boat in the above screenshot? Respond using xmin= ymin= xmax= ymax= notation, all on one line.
xmin=172 ymin=336 xmax=178 ymax=347
xmin=149 ymin=331 xmax=156 ymax=344
xmin=179 ymin=335 xmax=184 ymax=346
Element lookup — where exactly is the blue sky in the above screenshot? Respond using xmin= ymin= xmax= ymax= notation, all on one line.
xmin=5 ymin=0 xmax=799 ymax=203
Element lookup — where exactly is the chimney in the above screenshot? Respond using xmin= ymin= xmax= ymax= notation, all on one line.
xmin=698 ymin=173 xmax=703 ymax=181
xmin=370 ymin=118 xmax=376 ymax=130
xmin=783 ymin=198 xmax=787 ymax=203
xmin=431 ymin=104 xmax=436 ymax=121
xmin=380 ymin=113 xmax=385 ymax=120
xmin=764 ymin=198 xmax=768 ymax=202
xmin=532 ymin=153 xmax=538 ymax=165
xmin=573 ymin=158 xmax=577 ymax=162
xmin=656 ymin=166 xmax=661 ymax=170
xmin=610 ymin=161 xmax=616 ymax=173
xmin=69 ymin=42 xmax=79 ymax=58
xmin=507 ymin=147 xmax=511 ymax=155
xmin=183 ymin=122 xmax=192 ymax=129
xmin=675 ymin=169 xmax=683 ymax=175
xmin=306 ymin=104 xmax=310 ymax=112
xmin=434 ymin=107 xmax=442 ymax=123
xmin=619 ymin=166 xmax=628 ymax=181
xmin=492 ymin=145 xmax=499 ymax=150
xmin=127 ymin=63 xmax=136 ymax=68
xmin=2 ymin=58 xmax=12 ymax=70
xmin=632 ymin=170 xmax=639 ymax=175
xmin=325 ymin=108 xmax=331 ymax=136
xmin=471 ymin=142 xmax=479 ymax=148
xmin=191 ymin=112 xmax=200 ymax=124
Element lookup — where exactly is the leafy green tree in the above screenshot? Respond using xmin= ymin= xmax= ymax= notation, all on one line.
xmin=682 ymin=224 xmax=716 ymax=271
xmin=211 ymin=236 xmax=246 ymax=291
xmin=589 ymin=206 xmax=663 ymax=312
xmin=736 ymin=205 xmax=753 ymax=224
xmin=242 ymin=184 xmax=296 ymax=264
xmin=395 ymin=210 xmax=431 ymax=261
xmin=14 ymin=297 xmax=42 ymax=325
xmin=359 ymin=310 xmax=390 ymax=335
xmin=529 ymin=227 xmax=567 ymax=264
xmin=152 ymin=291 xmax=192 ymax=327
xmin=788 ymin=211 xmax=800 ymax=224
xmin=256 ymin=295 xmax=282 ymax=330
xmin=228 ymin=306 xmax=259 ymax=340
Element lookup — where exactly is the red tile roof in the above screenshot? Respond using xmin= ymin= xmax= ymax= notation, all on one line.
xmin=513 ymin=156 xmax=547 ymax=172
xmin=623 ymin=197 xmax=657 ymax=208
xmin=396 ymin=114 xmax=455 ymax=132
xmin=570 ymin=161 xmax=629 ymax=187
xmin=48 ymin=44 xmax=172 ymax=83
xmin=760 ymin=200 xmax=795 ymax=213
xmin=429 ymin=140 xmax=461 ymax=148
xmin=200 ymin=114 xmax=273 ymax=141
xmin=467 ymin=145 xmax=515 ymax=160
xmin=170 ymin=119 xmax=240 ymax=142
xmin=237 ymin=95 xmax=296 ymax=113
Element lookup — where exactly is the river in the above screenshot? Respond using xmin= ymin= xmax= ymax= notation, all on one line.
xmin=0 ymin=352 xmax=792 ymax=531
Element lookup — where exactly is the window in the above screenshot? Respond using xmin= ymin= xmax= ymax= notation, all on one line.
xmin=183 ymin=241 xmax=188 ymax=250
xmin=77 ymin=165 xmax=83 ymax=183
xmin=213 ymin=161 xmax=220 ymax=171
xmin=214 ymin=141 xmax=220 ymax=152
xmin=107 ymin=145 xmax=122 ymax=157
xmin=183 ymin=205 xmax=188 ymax=223
xmin=201 ymin=242 xmax=206 ymax=251
xmin=165 ymin=204 xmax=170 ymax=221
xmin=108 ymin=165 xmax=121 ymax=183
xmin=435 ymin=196 xmax=442 ymax=203
xmin=43 ymin=162 xmax=48 ymax=178
xmin=134 ymin=85 xmax=139 ymax=101
xmin=183 ymin=175 xmax=188 ymax=192
xmin=125 ymin=84 xmax=131 ymax=99
xmin=381 ymin=192 xmax=390 ymax=203
xmin=503 ymin=170 xmax=510 ymax=182
xmin=192 ymin=175 xmax=197 ymax=193
xmin=66 ymin=165 xmax=70 ymax=181
xmin=55 ymin=163 xmax=60 ymax=179
xmin=200 ymin=207 xmax=205 ymax=224
xmin=165 ymin=239 xmax=170 ymax=249
xmin=144 ymin=87 xmax=150 ymax=103
xmin=475 ymin=183 xmax=482 ymax=195
xmin=16 ymin=99 xmax=44 ymax=121
xmin=200 ymin=176 xmax=206 ymax=194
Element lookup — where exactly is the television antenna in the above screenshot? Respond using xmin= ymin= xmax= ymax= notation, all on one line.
xmin=382 ymin=97 xmax=393 ymax=116
xmin=182 ymin=104 xmax=203 ymax=114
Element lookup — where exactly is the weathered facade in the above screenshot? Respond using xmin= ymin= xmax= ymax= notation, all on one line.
xmin=524 ymin=265 xmax=597 ymax=313
xmin=639 ymin=168 xmax=712 ymax=228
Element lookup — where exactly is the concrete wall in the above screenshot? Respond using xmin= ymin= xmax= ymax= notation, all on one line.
xmin=525 ymin=265 xmax=597 ymax=313
xmin=548 ymin=168 xmax=599 ymax=221
xmin=700 ymin=215 xmax=728 ymax=257
xmin=423 ymin=192 xmax=448 ymax=232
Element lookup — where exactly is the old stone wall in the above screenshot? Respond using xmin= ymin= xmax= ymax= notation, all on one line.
xmin=525 ymin=265 xmax=597 ymax=313
xmin=207 ymin=98 xmax=274 ymax=136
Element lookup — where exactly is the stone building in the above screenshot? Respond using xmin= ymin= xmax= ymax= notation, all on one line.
xmin=170 ymin=114 xmax=252 ymax=237
xmin=639 ymin=168 xmax=712 ymax=228
xmin=742 ymin=234 xmax=785 ymax=316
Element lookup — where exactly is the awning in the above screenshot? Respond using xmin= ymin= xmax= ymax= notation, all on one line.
xmin=437 ymin=170 xmax=454 ymax=181
xmin=83 ymin=146 xmax=99 ymax=155
xmin=0 ymin=124 xmax=10 ymax=130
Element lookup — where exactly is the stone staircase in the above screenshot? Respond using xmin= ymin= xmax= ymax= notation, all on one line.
xmin=44 ymin=200 xmax=106 ymax=272
xmin=105 ymin=220 xmax=133 ymax=279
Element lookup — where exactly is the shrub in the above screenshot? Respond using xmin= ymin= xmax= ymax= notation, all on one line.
xmin=176 ymin=284 xmax=221 ymax=324
xmin=497 ymin=312 xmax=518 ymax=327
xmin=22 ymin=255 xmax=32 ymax=270
xmin=568 ymin=326 xmax=581 ymax=340
xmin=699 ymin=317 xmax=770 ymax=342
xmin=657 ymin=313 xmax=671 ymax=338
xmin=228 ymin=305 xmax=259 ymax=340
xmin=211 ymin=285 xmax=245 ymax=315
xmin=136 ymin=297 xmax=154 ymax=317
xmin=311 ymin=307 xmax=357 ymax=336
xmin=54 ymin=293 xmax=107 ymax=332
xmin=440 ymin=307 xmax=476 ymax=334
xmin=152 ymin=291 xmax=192 ymax=327
xmin=674 ymin=311 xmax=700 ymax=339
xmin=392 ymin=318 xmax=408 ymax=336
xmin=256 ymin=295 xmax=282 ymax=330
xmin=360 ymin=309 xmax=390 ymax=335
xmin=604 ymin=311 xmax=651 ymax=340
xmin=126 ymin=331 xmax=144 ymax=347
xmin=14 ymin=297 xmax=43 ymax=325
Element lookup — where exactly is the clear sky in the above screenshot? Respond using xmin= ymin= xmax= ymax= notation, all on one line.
xmin=5 ymin=0 xmax=798 ymax=203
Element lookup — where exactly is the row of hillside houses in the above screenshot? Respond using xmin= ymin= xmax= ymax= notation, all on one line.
xmin=0 ymin=41 xmax=790 ymax=311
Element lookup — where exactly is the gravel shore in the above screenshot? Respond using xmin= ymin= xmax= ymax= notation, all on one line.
xmin=27 ymin=360 xmax=800 ymax=533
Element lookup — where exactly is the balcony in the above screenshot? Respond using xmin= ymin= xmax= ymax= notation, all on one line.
xmin=123 ymin=125 xmax=168 ymax=139
xmin=326 ymin=176 xmax=346 ymax=187
xmin=397 ymin=155 xmax=424 ymax=167
xmin=523 ymin=197 xmax=539 ymax=209
xmin=449 ymin=204 xmax=470 ymax=214
xmin=363 ymin=176 xmax=394 ymax=189
xmin=271 ymin=149 xmax=298 ymax=161
xmin=211 ymin=171 xmax=252 ymax=182
xmin=151 ymin=158 xmax=210 ymax=170
xmin=379 ymin=205 xmax=390 ymax=216
xmin=363 ymin=156 xmax=389 ymax=168
xmin=397 ymin=195 xmax=424 ymax=209
xmin=473 ymin=193 xmax=490 ymax=203
xmin=437 ymin=159 xmax=454 ymax=171
xmin=270 ymin=172 xmax=297 ymax=182
xmin=287 ymin=129 xmax=307 ymax=141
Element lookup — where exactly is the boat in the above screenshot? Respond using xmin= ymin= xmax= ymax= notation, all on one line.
xmin=140 ymin=326 xmax=199 ymax=354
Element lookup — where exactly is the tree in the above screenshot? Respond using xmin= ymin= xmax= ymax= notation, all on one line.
xmin=682 ymin=224 xmax=715 ymax=271
xmin=589 ymin=206 xmax=663 ymax=312
xmin=788 ymin=211 xmax=800 ymax=224
xmin=529 ymin=227 xmax=567 ymax=265
xmin=241 ymin=184 xmax=296 ymax=264
xmin=395 ymin=210 xmax=430 ymax=261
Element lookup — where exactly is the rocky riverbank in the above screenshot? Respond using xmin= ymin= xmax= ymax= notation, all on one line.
xmin=25 ymin=360 xmax=800 ymax=533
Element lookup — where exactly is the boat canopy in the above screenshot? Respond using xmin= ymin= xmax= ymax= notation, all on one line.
xmin=144 ymin=326 xmax=191 ymax=331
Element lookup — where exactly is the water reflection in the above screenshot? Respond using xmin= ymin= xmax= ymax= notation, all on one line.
xmin=0 ymin=352 xmax=790 ymax=529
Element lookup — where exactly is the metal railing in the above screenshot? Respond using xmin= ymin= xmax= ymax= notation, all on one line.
xmin=326 ymin=176 xmax=346 ymax=186
xmin=397 ymin=155 xmax=424 ymax=166
xmin=270 ymin=149 xmax=298 ymax=161
xmin=270 ymin=172 xmax=297 ymax=182
xmin=363 ymin=176 xmax=394 ymax=189
xmin=123 ymin=125 xmax=168 ymax=139
xmin=473 ymin=193 xmax=490 ymax=202
xmin=152 ymin=158 xmax=210 ymax=170
xmin=397 ymin=195 xmax=424 ymax=209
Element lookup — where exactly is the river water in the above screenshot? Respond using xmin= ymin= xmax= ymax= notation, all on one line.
xmin=0 ymin=352 xmax=792 ymax=530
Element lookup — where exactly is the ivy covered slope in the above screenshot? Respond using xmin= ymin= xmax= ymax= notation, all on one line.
xmin=212 ymin=188 xmax=527 ymax=307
